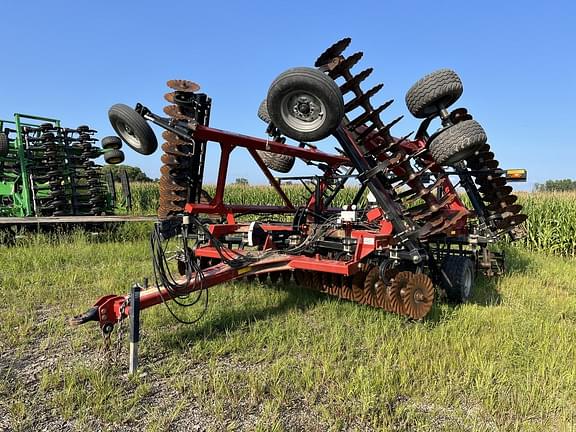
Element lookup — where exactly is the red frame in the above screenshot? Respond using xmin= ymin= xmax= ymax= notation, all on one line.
xmin=75 ymin=124 xmax=471 ymax=330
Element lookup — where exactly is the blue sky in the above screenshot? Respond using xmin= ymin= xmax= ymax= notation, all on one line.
xmin=2 ymin=1 xmax=574 ymax=190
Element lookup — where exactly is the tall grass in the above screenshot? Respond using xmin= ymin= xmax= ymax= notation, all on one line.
xmin=128 ymin=183 xmax=576 ymax=257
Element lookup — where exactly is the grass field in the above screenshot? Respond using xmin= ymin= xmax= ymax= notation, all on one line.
xmin=1 ymin=189 xmax=575 ymax=431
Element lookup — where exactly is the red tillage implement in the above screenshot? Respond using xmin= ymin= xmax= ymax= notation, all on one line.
xmin=71 ymin=38 xmax=527 ymax=336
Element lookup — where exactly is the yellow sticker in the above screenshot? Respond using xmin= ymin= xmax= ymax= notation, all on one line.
xmin=237 ymin=266 xmax=252 ymax=275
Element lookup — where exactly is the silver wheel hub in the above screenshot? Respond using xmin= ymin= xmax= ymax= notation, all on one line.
xmin=119 ymin=121 xmax=141 ymax=149
xmin=280 ymin=91 xmax=326 ymax=133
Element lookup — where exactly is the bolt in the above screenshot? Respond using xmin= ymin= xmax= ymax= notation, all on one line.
xmin=298 ymin=103 xmax=310 ymax=114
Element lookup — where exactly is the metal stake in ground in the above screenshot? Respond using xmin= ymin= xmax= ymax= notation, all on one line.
xmin=129 ymin=279 xmax=144 ymax=375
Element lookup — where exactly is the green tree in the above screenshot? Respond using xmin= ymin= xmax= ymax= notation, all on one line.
xmin=235 ymin=177 xmax=249 ymax=185
xmin=535 ymin=179 xmax=576 ymax=192
xmin=101 ymin=164 xmax=154 ymax=183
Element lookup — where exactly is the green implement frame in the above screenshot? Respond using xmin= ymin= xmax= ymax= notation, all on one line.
xmin=0 ymin=113 xmax=61 ymax=216
xmin=0 ymin=113 xmax=130 ymax=219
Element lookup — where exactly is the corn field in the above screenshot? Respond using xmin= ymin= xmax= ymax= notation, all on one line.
xmin=128 ymin=183 xmax=576 ymax=257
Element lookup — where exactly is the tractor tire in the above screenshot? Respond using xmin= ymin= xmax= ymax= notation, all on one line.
xmin=104 ymin=149 xmax=125 ymax=165
xmin=257 ymin=99 xmax=271 ymax=124
xmin=256 ymin=99 xmax=295 ymax=173
xmin=257 ymin=149 xmax=295 ymax=173
xmin=428 ymin=119 xmax=487 ymax=165
xmin=405 ymin=69 xmax=463 ymax=118
xmin=267 ymin=67 xmax=344 ymax=142
xmin=0 ymin=133 xmax=9 ymax=157
xmin=101 ymin=136 xmax=122 ymax=150
xmin=108 ymin=104 xmax=158 ymax=155
xmin=441 ymin=256 xmax=475 ymax=303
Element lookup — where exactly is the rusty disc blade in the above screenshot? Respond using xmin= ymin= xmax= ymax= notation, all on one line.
xmin=269 ymin=272 xmax=280 ymax=284
xmin=388 ymin=272 xmax=411 ymax=315
xmin=159 ymin=176 xmax=187 ymax=191
xmin=328 ymin=51 xmax=363 ymax=79
xmin=339 ymin=68 xmax=373 ymax=94
xmin=497 ymin=204 xmax=523 ymax=216
xmin=351 ymin=270 xmax=367 ymax=303
xmin=474 ymin=174 xmax=504 ymax=186
xmin=483 ymin=186 xmax=513 ymax=202
xmin=468 ymin=156 xmax=500 ymax=168
xmin=406 ymin=177 xmax=446 ymax=204
xmin=161 ymin=153 xmax=182 ymax=165
xmin=166 ymin=79 xmax=200 ymax=93
xmin=310 ymin=272 xmax=323 ymax=291
xmin=315 ymin=37 xmax=352 ymax=67
xmin=400 ymin=273 xmax=434 ymax=320
xmin=164 ymin=92 xmax=177 ymax=104
xmin=330 ymin=275 xmax=344 ymax=298
xmin=163 ymin=105 xmax=194 ymax=120
xmin=470 ymin=143 xmax=491 ymax=156
xmin=364 ymin=267 xmax=386 ymax=309
xmin=475 ymin=151 xmax=495 ymax=161
xmin=424 ymin=209 xmax=470 ymax=237
xmin=162 ymin=130 xmax=193 ymax=144
xmin=294 ymin=270 xmax=310 ymax=288
xmin=159 ymin=181 xmax=186 ymax=193
xmin=162 ymin=142 xmax=192 ymax=157
xmin=486 ymin=195 xmax=518 ymax=211
xmin=495 ymin=214 xmax=527 ymax=230
xmin=477 ymin=177 xmax=507 ymax=190
xmin=160 ymin=164 xmax=180 ymax=176
xmin=320 ymin=273 xmax=332 ymax=293
xmin=360 ymin=266 xmax=378 ymax=307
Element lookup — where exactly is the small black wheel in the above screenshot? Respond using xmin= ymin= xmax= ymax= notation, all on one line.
xmin=441 ymin=256 xmax=475 ymax=303
xmin=101 ymin=136 xmax=122 ymax=150
xmin=256 ymin=149 xmax=295 ymax=173
xmin=428 ymin=119 xmax=487 ymax=165
xmin=104 ymin=149 xmax=125 ymax=165
xmin=405 ymin=69 xmax=463 ymax=119
xmin=267 ymin=67 xmax=344 ymax=142
xmin=0 ymin=133 xmax=9 ymax=157
xmin=256 ymin=99 xmax=295 ymax=173
xmin=108 ymin=104 xmax=158 ymax=155
xmin=257 ymin=99 xmax=271 ymax=124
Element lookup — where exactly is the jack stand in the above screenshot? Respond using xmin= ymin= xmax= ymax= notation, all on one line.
xmin=129 ymin=278 xmax=145 ymax=375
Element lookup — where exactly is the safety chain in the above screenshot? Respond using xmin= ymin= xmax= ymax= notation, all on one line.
xmin=99 ymin=298 xmax=129 ymax=366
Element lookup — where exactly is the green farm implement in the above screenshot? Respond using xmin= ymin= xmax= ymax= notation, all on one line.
xmin=0 ymin=113 xmax=152 ymax=236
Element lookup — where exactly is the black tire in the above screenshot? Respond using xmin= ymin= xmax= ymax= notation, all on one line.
xmin=441 ymin=256 xmax=475 ymax=303
xmin=429 ymin=120 xmax=487 ymax=165
xmin=104 ymin=149 xmax=125 ymax=165
xmin=267 ymin=67 xmax=344 ymax=142
xmin=256 ymin=149 xmax=295 ymax=173
xmin=108 ymin=104 xmax=158 ymax=155
xmin=405 ymin=69 xmax=463 ymax=119
xmin=257 ymin=99 xmax=271 ymax=124
xmin=256 ymin=99 xmax=295 ymax=173
xmin=101 ymin=136 xmax=122 ymax=150
xmin=0 ymin=133 xmax=9 ymax=157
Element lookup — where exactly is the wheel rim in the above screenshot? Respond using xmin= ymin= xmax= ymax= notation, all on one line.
xmin=117 ymin=120 xmax=142 ymax=150
xmin=280 ymin=91 xmax=326 ymax=133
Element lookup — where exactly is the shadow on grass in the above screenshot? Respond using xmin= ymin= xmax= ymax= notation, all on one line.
xmin=425 ymin=247 xmax=533 ymax=323
xmin=160 ymin=283 xmax=323 ymax=349
xmin=159 ymin=247 xmax=535 ymax=343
